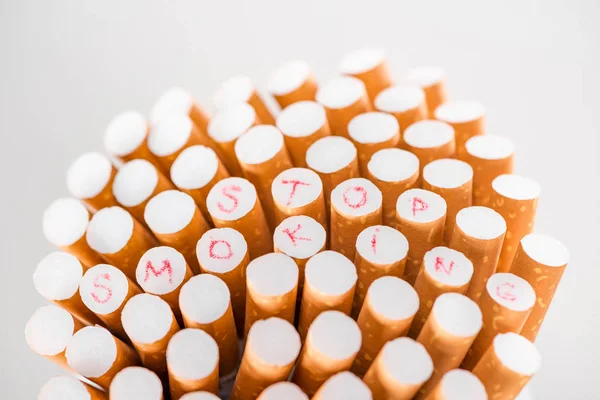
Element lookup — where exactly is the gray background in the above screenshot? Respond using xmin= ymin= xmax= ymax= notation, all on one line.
xmin=1 ymin=0 xmax=599 ymax=398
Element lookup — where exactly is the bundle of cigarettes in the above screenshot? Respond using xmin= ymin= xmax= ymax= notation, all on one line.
xmin=29 ymin=49 xmax=569 ymax=400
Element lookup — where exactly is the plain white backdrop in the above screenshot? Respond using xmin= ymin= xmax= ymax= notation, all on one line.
xmin=1 ymin=0 xmax=599 ymax=398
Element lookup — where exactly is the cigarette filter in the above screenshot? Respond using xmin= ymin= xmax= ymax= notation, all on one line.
xmin=415 ymin=293 xmax=482 ymax=399
xmin=395 ymin=188 xmax=447 ymax=285
xmin=207 ymin=177 xmax=272 ymax=259
xmin=348 ymin=111 xmax=400 ymax=176
xmin=490 ymin=174 xmax=541 ymax=273
xmin=166 ymin=328 xmax=220 ymax=399
xmin=462 ymin=272 xmax=536 ymax=370
xmin=234 ymin=124 xmax=293 ymax=228
xmin=145 ymin=190 xmax=210 ymax=274
xmin=353 ymin=225 xmax=409 ymax=316
xmin=403 ymin=121 xmax=455 ymax=175
xmin=472 ymin=333 xmax=541 ymax=399
xmin=25 ymin=305 xmax=85 ymax=369
xmin=424 ymin=369 xmax=487 ymax=400
xmin=292 ymin=311 xmax=362 ymax=397
xmin=422 ymin=158 xmax=473 ymax=243
xmin=80 ymin=264 xmax=142 ymax=340
xmin=213 ymin=74 xmax=275 ymax=125
xmin=86 ymin=206 xmax=158 ymax=281
xmin=66 ymin=152 xmax=118 ymax=212
xmin=297 ymin=250 xmax=357 ymax=340
xmin=42 ymin=197 xmax=104 ymax=268
xmin=330 ymin=178 xmax=383 ymax=261
xmin=312 ymin=371 xmax=372 ymax=400
xmin=271 ymin=167 xmax=327 ymax=230
xmin=179 ymin=274 xmax=239 ymax=376
xmin=316 ymin=76 xmax=371 ymax=138
xmin=196 ymin=227 xmax=249 ymax=335
xmin=363 ymin=337 xmax=434 ymax=400
xmin=410 ymin=247 xmax=474 ymax=338
xmin=268 ymin=60 xmax=318 ymax=109
xmin=374 ymin=85 xmax=428 ymax=141
xmin=353 ymin=276 xmax=419 ymax=377
xmin=257 ymin=382 xmax=308 ymax=400
xmin=180 ymin=393 xmax=220 ymax=400
xmin=449 ymin=206 xmax=506 ymax=302
xmin=463 ymin=135 xmax=515 ymax=206
xmin=508 ymin=233 xmax=569 ymax=341
xmin=366 ymin=148 xmax=419 ymax=226
xmin=65 ymin=326 xmax=140 ymax=390
xmin=434 ymin=101 xmax=485 ymax=158
xmin=110 ymin=366 xmax=164 ymax=400
xmin=244 ymin=253 xmax=299 ymax=334
xmin=276 ymin=101 xmax=331 ymax=167
xmin=230 ymin=318 xmax=301 ymax=400
xmin=340 ymin=48 xmax=393 ymax=103
xmin=402 ymin=67 xmax=447 ymax=115
xmin=39 ymin=375 xmax=107 ymax=400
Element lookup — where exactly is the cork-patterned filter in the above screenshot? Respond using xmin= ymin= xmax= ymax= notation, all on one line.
xmin=39 ymin=375 xmax=108 ymax=400
xmin=374 ymin=85 xmax=428 ymax=142
xmin=268 ymin=61 xmax=318 ymax=109
xmin=402 ymin=67 xmax=447 ymax=115
xmin=150 ymin=87 xmax=212 ymax=140
xmin=66 ymin=152 xmax=119 ymax=212
xmin=340 ymin=48 xmax=393 ymax=103
xmin=434 ymin=101 xmax=485 ymax=158
xmin=213 ymin=74 xmax=275 ymax=125
xmin=403 ymin=120 xmax=455 ymax=176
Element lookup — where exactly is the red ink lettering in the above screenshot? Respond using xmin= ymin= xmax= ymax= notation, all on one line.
xmin=218 ymin=185 xmax=242 ymax=214
xmin=91 ymin=273 xmax=112 ymax=304
xmin=434 ymin=257 xmax=454 ymax=275
xmin=343 ymin=186 xmax=368 ymax=209
xmin=281 ymin=179 xmax=310 ymax=206
xmin=411 ymin=197 xmax=428 ymax=217
xmin=209 ymin=237 xmax=234 ymax=260
xmin=144 ymin=259 xmax=173 ymax=284
xmin=282 ymin=224 xmax=312 ymax=247
xmin=496 ymin=282 xmax=517 ymax=301
xmin=370 ymin=227 xmax=380 ymax=254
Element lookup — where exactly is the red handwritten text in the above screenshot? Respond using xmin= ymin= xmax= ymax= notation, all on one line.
xmin=496 ymin=282 xmax=517 ymax=301
xmin=144 ymin=259 xmax=173 ymax=284
xmin=91 ymin=273 xmax=112 ymax=304
xmin=434 ymin=257 xmax=454 ymax=275
xmin=218 ymin=185 xmax=242 ymax=214
xmin=411 ymin=197 xmax=428 ymax=217
xmin=281 ymin=179 xmax=311 ymax=206
xmin=343 ymin=186 xmax=368 ymax=209
xmin=209 ymin=237 xmax=234 ymax=260
xmin=282 ymin=224 xmax=312 ymax=247
xmin=370 ymin=227 xmax=380 ymax=254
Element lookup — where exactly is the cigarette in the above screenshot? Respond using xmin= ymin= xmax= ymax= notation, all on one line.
xmin=257 ymin=382 xmax=308 ymax=400
xmin=339 ymin=48 xmax=392 ymax=103
xmin=395 ymin=188 xmax=447 ymax=285
xmin=86 ymin=206 xmax=158 ymax=281
xmin=422 ymin=158 xmax=474 ymax=243
xmin=424 ymin=369 xmax=487 ymax=400
xmin=196 ymin=227 xmax=249 ymax=335
xmin=112 ymin=159 xmax=174 ymax=224
xmin=305 ymin=136 xmax=360 ymax=210
xmin=180 ymin=392 xmax=220 ymax=400
xmin=352 ymin=225 xmax=409 ymax=316
xmin=178 ymin=274 xmax=239 ymax=377
xmin=42 ymin=198 xmax=104 ymax=268
xmin=401 ymin=67 xmax=447 ymax=115
xmin=463 ymin=135 xmax=515 ymax=206
xmin=166 ymin=328 xmax=220 ymax=399
xmin=414 ymin=293 xmax=482 ymax=399
xmin=121 ymin=294 xmax=180 ymax=381
xmin=39 ymin=375 xmax=107 ymax=400
xmin=268 ymin=60 xmax=318 ymax=109
xmin=276 ymin=101 xmax=331 ymax=167
xmin=66 ymin=152 xmax=118 ymax=212
xmin=348 ymin=111 xmax=400 ymax=175
xmin=434 ymin=101 xmax=485 ymax=157
xmin=409 ymin=246 xmax=474 ymax=338
xmin=508 ymin=233 xmax=569 ymax=341
xmin=472 ymin=333 xmax=541 ymax=399
xmin=316 ymin=76 xmax=371 ymax=138
xmin=213 ymin=74 xmax=275 ymax=125
xmin=207 ymin=103 xmax=259 ymax=176
xmin=366 ymin=148 xmax=419 ymax=226
xmin=80 ymin=264 xmax=142 ymax=340
xmin=110 ymin=366 xmax=164 ymax=400
xmin=234 ymin=125 xmax=294 ymax=228
xmin=33 ymin=252 xmax=102 ymax=326
xmin=230 ymin=318 xmax=301 ymax=400
xmin=462 ymin=272 xmax=536 ymax=370
xmin=330 ymin=177 xmax=383 ymax=261
xmin=489 ymin=174 xmax=541 ymax=273
xmin=244 ymin=253 xmax=299 ymax=334
xmin=311 ymin=371 xmax=372 ymax=400
xmin=374 ymin=85 xmax=428 ymax=145
xmin=144 ymin=190 xmax=210 ymax=274
xmin=297 ymin=250 xmax=357 ymax=340
xmin=65 ymin=326 xmax=140 ymax=390
xmin=206 ymin=177 xmax=273 ymax=259
xmin=403 ymin=120 xmax=455 ymax=175
xmin=363 ymin=337 xmax=434 ymax=400
xmin=449 ymin=206 xmax=507 ymax=302
xmin=352 ymin=276 xmax=419 ymax=377
xmin=292 ymin=310 xmax=362 ymax=397
xmin=271 ymin=167 xmax=328 ymax=230
xmin=170 ymin=145 xmax=230 ymax=221
xmin=274 ymin=215 xmax=327 ymax=299
xmin=25 ymin=305 xmax=85 ymax=369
